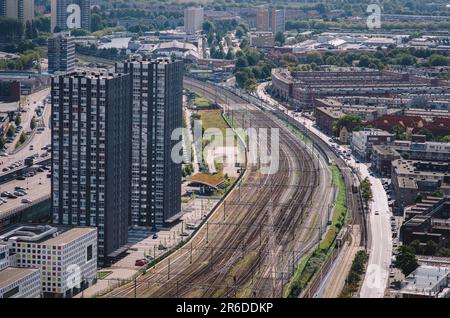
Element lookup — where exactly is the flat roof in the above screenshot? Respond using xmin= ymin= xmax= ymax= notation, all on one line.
xmin=43 ymin=227 xmax=96 ymax=245
xmin=0 ymin=225 xmax=96 ymax=245
xmin=401 ymin=265 xmax=450 ymax=295
xmin=0 ymin=267 xmax=39 ymax=289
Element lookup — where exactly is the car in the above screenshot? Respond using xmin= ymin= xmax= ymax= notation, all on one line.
xmin=17 ymin=189 xmax=27 ymax=195
xmin=21 ymin=198 xmax=32 ymax=204
xmin=0 ymin=198 xmax=7 ymax=204
xmin=14 ymin=186 xmax=26 ymax=191
xmin=152 ymin=234 xmax=158 ymax=239
xmin=2 ymin=167 xmax=9 ymax=172
xmin=29 ymin=145 xmax=34 ymax=150
xmin=37 ymin=168 xmax=44 ymax=172
xmin=42 ymin=166 xmax=50 ymax=170
xmin=46 ymin=173 xmax=51 ymax=178
xmin=135 ymin=259 xmax=149 ymax=267
xmin=7 ymin=193 xmax=17 ymax=199
xmin=390 ymin=216 xmax=395 ymax=221
xmin=375 ymin=211 xmax=380 ymax=215
xmin=13 ymin=191 xmax=25 ymax=197
xmin=16 ymin=176 xmax=26 ymax=180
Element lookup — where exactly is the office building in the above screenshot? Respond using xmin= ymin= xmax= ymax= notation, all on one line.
xmin=0 ymin=225 xmax=97 ymax=297
xmin=51 ymin=72 xmax=131 ymax=261
xmin=0 ymin=0 xmax=34 ymax=23
xmin=115 ymin=59 xmax=183 ymax=229
xmin=184 ymin=7 xmax=203 ymax=34
xmin=48 ymin=32 xmax=75 ymax=74
xmin=0 ymin=267 xmax=41 ymax=298
xmin=51 ymin=0 xmax=91 ymax=33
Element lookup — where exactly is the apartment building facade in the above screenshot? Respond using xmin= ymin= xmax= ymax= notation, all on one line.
xmin=0 ymin=0 xmax=34 ymax=23
xmin=115 ymin=59 xmax=183 ymax=229
xmin=48 ymin=32 xmax=75 ymax=74
xmin=51 ymin=72 xmax=131 ymax=260
xmin=184 ymin=7 xmax=203 ymax=34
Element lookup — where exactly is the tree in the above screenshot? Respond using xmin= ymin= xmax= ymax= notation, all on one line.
xmin=306 ymin=51 xmax=323 ymax=65
xmin=235 ymin=27 xmax=244 ymax=39
xmin=275 ymin=32 xmax=285 ymax=46
xmin=334 ymin=114 xmax=362 ymax=134
xmin=424 ymin=240 xmax=437 ymax=256
xmin=225 ymin=49 xmax=234 ymax=60
xmin=0 ymin=135 xmax=5 ymax=149
xmin=416 ymin=128 xmax=434 ymax=141
xmin=91 ymin=13 xmax=104 ymax=32
xmin=202 ymin=21 xmax=215 ymax=34
xmin=236 ymin=56 xmax=248 ymax=68
xmin=30 ymin=116 xmax=37 ymax=130
xmin=409 ymin=240 xmax=423 ymax=254
xmin=245 ymin=48 xmax=260 ymax=66
xmin=15 ymin=114 xmax=21 ymax=126
xmin=394 ymin=245 xmax=418 ymax=276
xmin=19 ymin=131 xmax=27 ymax=144
xmin=428 ymin=54 xmax=449 ymax=66
xmin=6 ymin=124 xmax=15 ymax=138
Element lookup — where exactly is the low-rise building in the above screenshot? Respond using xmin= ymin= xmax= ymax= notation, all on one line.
xmin=0 ymin=267 xmax=41 ymax=298
xmin=391 ymin=159 xmax=450 ymax=211
xmin=397 ymin=265 xmax=450 ymax=298
xmin=249 ymin=32 xmax=275 ymax=48
xmin=0 ymin=225 xmax=97 ymax=298
xmin=371 ymin=145 xmax=401 ymax=177
xmin=351 ymin=128 xmax=395 ymax=160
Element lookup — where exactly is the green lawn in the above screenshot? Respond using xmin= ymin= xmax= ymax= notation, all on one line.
xmin=198 ymin=109 xmax=229 ymax=136
xmin=193 ymin=97 xmax=213 ymax=108
xmin=97 ymin=271 xmax=112 ymax=280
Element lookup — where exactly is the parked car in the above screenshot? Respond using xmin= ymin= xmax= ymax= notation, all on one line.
xmin=13 ymin=191 xmax=25 ymax=197
xmin=152 ymin=234 xmax=158 ymax=239
xmin=21 ymin=198 xmax=32 ymax=204
xmin=135 ymin=259 xmax=149 ymax=267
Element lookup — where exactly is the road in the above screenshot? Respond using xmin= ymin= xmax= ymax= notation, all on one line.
xmin=1 ymin=88 xmax=51 ymax=171
xmin=103 ymin=79 xmax=334 ymax=298
xmin=0 ymin=170 xmax=50 ymax=218
xmin=358 ymin=164 xmax=392 ymax=298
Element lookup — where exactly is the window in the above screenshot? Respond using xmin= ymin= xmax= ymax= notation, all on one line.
xmin=86 ymin=245 xmax=93 ymax=261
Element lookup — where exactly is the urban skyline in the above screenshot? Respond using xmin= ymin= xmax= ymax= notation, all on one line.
xmin=0 ymin=0 xmax=450 ymax=302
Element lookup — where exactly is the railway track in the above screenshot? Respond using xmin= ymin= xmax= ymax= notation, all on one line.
xmin=103 ymin=79 xmax=333 ymax=298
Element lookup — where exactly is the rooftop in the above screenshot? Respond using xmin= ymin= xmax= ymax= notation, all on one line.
xmin=0 ymin=267 xmax=40 ymax=290
xmin=0 ymin=225 xmax=96 ymax=245
xmin=400 ymin=265 xmax=450 ymax=296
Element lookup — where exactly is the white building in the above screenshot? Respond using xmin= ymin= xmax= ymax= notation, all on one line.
xmin=351 ymin=128 xmax=395 ymax=160
xmin=0 ymin=225 xmax=97 ymax=298
xmin=184 ymin=7 xmax=204 ymax=35
xmin=0 ymin=267 xmax=41 ymax=298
